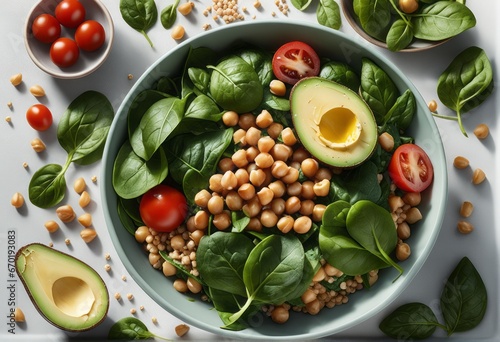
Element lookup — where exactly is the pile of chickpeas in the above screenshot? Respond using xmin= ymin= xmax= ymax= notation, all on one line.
xmin=134 ymin=108 xmax=424 ymax=324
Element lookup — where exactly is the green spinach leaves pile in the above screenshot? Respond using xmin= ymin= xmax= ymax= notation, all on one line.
xmin=291 ymin=0 xmax=342 ymax=30
xmin=29 ymin=91 xmax=114 ymax=208
xmin=380 ymin=257 xmax=487 ymax=339
xmin=353 ymin=0 xmax=476 ymax=51
xmin=113 ymin=42 xmax=421 ymax=330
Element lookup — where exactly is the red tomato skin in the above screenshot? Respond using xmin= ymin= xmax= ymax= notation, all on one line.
xmin=32 ymin=14 xmax=61 ymax=44
xmin=272 ymin=41 xmax=320 ymax=85
xmin=388 ymin=144 xmax=434 ymax=193
xmin=55 ymin=0 xmax=86 ymax=28
xmin=26 ymin=104 xmax=53 ymax=131
xmin=75 ymin=20 xmax=106 ymax=51
xmin=140 ymin=185 xmax=188 ymax=233
xmin=50 ymin=37 xmax=80 ymax=68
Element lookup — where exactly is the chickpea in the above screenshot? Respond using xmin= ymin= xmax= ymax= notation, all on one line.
xmin=473 ymin=123 xmax=489 ymax=140
xmin=195 ymin=189 xmax=211 ymax=208
xmin=170 ymin=25 xmax=185 ymax=40
xmin=242 ymin=197 xmax=262 ymax=218
xmin=281 ymin=127 xmax=297 ymax=146
xmin=378 ymin=132 xmax=394 ymax=152
xmin=190 ymin=229 xmax=205 ymax=245
xmin=292 ymin=147 xmax=309 ymax=163
xmin=170 ymin=235 xmax=186 ymax=250
xmin=277 ymin=216 xmax=294 ymax=233
xmin=194 ymin=210 xmax=209 ymax=229
xmin=249 ymin=169 xmax=266 ymax=187
xmin=396 ymin=242 xmax=411 ymax=261
xmin=299 ymin=200 xmax=315 ymax=216
xmin=315 ymin=167 xmax=333 ymax=181
xmin=260 ymin=209 xmax=279 ymax=228
xmin=301 ymin=181 xmax=316 ymax=200
xmin=285 ymin=196 xmax=301 ymax=215
xmin=209 ymin=174 xmax=223 ymax=193
xmin=238 ymin=113 xmax=256 ymax=130
xmin=270 ymin=143 xmax=292 ymax=162
xmin=221 ymin=170 xmax=238 ymax=190
xmin=233 ymin=128 xmax=246 ymax=144
xmin=213 ymin=211 xmax=231 ymax=230
xmin=222 ymin=110 xmax=239 ymax=127
xmin=254 ymin=152 xmax=274 ymax=169
xmin=293 ymin=216 xmax=312 ymax=234
xmin=235 ymin=168 xmax=250 ymax=186
xmin=271 ymin=306 xmax=289 ymax=324
xmin=281 ymin=167 xmax=299 ymax=184
xmin=257 ymin=136 xmax=275 ymax=153
xmin=313 ymin=179 xmax=330 ymax=197
xmin=173 ymin=279 xmax=188 ymax=293
xmin=270 ymin=198 xmax=286 ymax=216
xmin=269 ymin=180 xmax=286 ymax=198
xmin=312 ymin=204 xmax=326 ymax=222
xmin=301 ymin=158 xmax=319 ymax=179
xmin=428 ymin=99 xmax=438 ymax=112
xmin=397 ymin=222 xmax=411 ymax=240
xmin=162 ymin=261 xmax=177 ymax=277
xmin=257 ymin=187 xmax=274 ymax=206
xmin=301 ymin=289 xmax=317 ymax=304
xmin=306 ymin=299 xmax=322 ymax=315
xmin=399 ymin=0 xmax=419 ymax=14
xmin=267 ymin=123 xmax=283 ymax=139
xmin=135 ymin=226 xmax=149 ymax=243
xmin=238 ymin=183 xmax=256 ymax=201
xmin=269 ymin=79 xmax=287 ymax=97
xmin=256 ymin=109 xmax=274 ymax=128
xmin=246 ymin=217 xmax=263 ymax=232
xmin=218 ymin=157 xmax=235 ymax=172
xmin=245 ymin=127 xmax=262 ymax=146
xmin=187 ymin=278 xmax=203 ymax=294
xmin=271 ymin=160 xmax=289 ymax=178
xmin=225 ymin=191 xmax=243 ymax=211
xmin=402 ymin=192 xmax=421 ymax=206
xmin=286 ymin=181 xmax=302 ymax=197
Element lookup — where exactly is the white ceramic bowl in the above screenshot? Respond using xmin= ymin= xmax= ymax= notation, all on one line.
xmin=101 ymin=20 xmax=447 ymax=340
xmin=24 ymin=0 xmax=114 ymax=79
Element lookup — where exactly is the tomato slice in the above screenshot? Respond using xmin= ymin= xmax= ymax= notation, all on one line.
xmin=272 ymin=41 xmax=320 ymax=85
xmin=388 ymin=144 xmax=434 ymax=193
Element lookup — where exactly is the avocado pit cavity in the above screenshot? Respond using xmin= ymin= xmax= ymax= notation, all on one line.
xmin=317 ymin=107 xmax=362 ymax=149
xmin=53 ymin=277 xmax=95 ymax=317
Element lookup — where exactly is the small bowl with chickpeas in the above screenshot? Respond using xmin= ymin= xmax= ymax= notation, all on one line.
xmin=340 ymin=0 xmax=476 ymax=52
xmin=101 ymin=21 xmax=447 ymax=340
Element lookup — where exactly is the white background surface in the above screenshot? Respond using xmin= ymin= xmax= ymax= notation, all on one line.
xmin=0 ymin=1 xmax=498 ymax=341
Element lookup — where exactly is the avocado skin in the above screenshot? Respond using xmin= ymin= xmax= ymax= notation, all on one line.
xmin=15 ymin=243 xmax=109 ymax=332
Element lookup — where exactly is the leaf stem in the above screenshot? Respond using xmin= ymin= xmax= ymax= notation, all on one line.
xmin=455 ymin=109 xmax=468 ymax=137
xmin=431 ymin=112 xmax=458 ymax=121
xmin=388 ymin=0 xmax=412 ymax=26
xmin=141 ymin=30 xmax=154 ymax=48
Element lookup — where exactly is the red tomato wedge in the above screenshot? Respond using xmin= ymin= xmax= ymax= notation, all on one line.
xmin=388 ymin=144 xmax=434 ymax=193
xmin=272 ymin=41 xmax=320 ymax=85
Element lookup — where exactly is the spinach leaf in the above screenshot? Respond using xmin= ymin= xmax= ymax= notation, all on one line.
xmin=360 ymin=58 xmax=399 ymax=124
xmin=197 ymin=232 xmax=255 ymax=297
xmin=108 ymin=317 xmax=159 ymax=340
xmin=441 ymin=257 xmax=487 ymax=334
xmin=131 ymin=97 xmax=185 ymax=160
xmin=436 ymin=46 xmax=493 ymax=136
xmin=112 ymin=140 xmax=168 ymax=199
xmin=208 ymin=56 xmax=263 ymax=113
xmin=188 ymin=67 xmax=211 ymax=94
xmin=353 ymin=0 xmax=392 ymax=40
xmin=117 ymin=199 xmax=139 ymax=236
xmin=182 ymin=47 xmax=219 ymax=98
xmin=160 ymin=0 xmax=179 ymax=29
xmin=127 ymin=90 xmax=167 ymax=138
xmin=319 ymin=61 xmax=360 ymax=92
xmin=28 ymin=164 xmax=66 ymax=209
xmin=259 ymin=90 xmax=291 ymax=112
xmin=413 ymin=2 xmax=476 ymax=41
xmin=379 ymin=303 xmax=441 ymax=339
xmin=290 ymin=0 xmax=313 ymax=10
xmin=184 ymin=94 xmax=222 ymax=121
xmin=346 ymin=200 xmax=402 ymax=277
xmin=383 ymin=89 xmax=416 ymax=131
xmin=57 ymin=91 xmax=114 ymax=164
xmin=231 ymin=211 xmax=251 ymax=233
xmin=329 ymin=161 xmax=382 ymax=204
xmin=236 ymin=49 xmax=273 ymax=86
xmin=119 ymin=0 xmax=158 ymax=47
xmin=317 ymin=0 xmax=341 ymax=30
xmin=386 ymin=19 xmax=414 ymax=52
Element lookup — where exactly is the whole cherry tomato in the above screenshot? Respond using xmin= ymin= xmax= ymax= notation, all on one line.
xmin=388 ymin=144 xmax=434 ymax=193
xmin=26 ymin=104 xmax=53 ymax=131
xmin=50 ymin=37 xmax=80 ymax=67
xmin=272 ymin=41 xmax=321 ymax=85
xmin=139 ymin=184 xmax=188 ymax=232
xmin=75 ymin=20 xmax=106 ymax=51
xmin=55 ymin=0 xmax=86 ymax=28
xmin=32 ymin=14 xmax=61 ymax=44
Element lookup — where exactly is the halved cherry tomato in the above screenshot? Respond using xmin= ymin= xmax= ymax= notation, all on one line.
xmin=32 ymin=14 xmax=61 ymax=44
xmin=55 ymin=0 xmax=86 ymax=28
xmin=272 ymin=41 xmax=320 ymax=85
xmin=140 ymin=184 xmax=188 ymax=232
xmin=388 ymin=144 xmax=434 ymax=193
xmin=26 ymin=104 xmax=53 ymax=131
xmin=75 ymin=20 xmax=105 ymax=51
xmin=50 ymin=37 xmax=80 ymax=67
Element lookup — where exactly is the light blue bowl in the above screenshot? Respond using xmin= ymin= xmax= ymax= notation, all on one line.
xmin=101 ymin=20 xmax=447 ymax=340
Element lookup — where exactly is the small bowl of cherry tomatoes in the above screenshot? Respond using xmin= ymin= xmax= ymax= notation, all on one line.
xmin=24 ymin=0 xmax=114 ymax=79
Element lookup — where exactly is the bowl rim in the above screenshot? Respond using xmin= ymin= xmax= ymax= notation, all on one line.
xmin=101 ymin=19 xmax=448 ymax=340
xmin=23 ymin=0 xmax=114 ymax=79
xmin=340 ymin=0 xmax=450 ymax=52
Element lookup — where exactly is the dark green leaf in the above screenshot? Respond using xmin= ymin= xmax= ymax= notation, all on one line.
xmin=319 ymin=61 xmax=360 ymax=92
xmin=384 ymin=89 xmax=416 ymax=130
xmin=317 ymin=0 xmax=341 ymax=30
xmin=108 ymin=317 xmax=155 ymax=340
xmin=119 ymin=0 xmax=158 ymax=47
xmin=379 ymin=303 xmax=439 ymax=339
xmin=28 ymin=164 xmax=66 ymax=209
xmin=160 ymin=0 xmax=180 ymax=29
xmin=290 ymin=0 xmax=313 ymax=11
xmin=127 ymin=90 xmax=167 ymax=139
xmin=353 ymin=0 xmax=392 ymax=40
xmin=386 ymin=19 xmax=414 ymax=52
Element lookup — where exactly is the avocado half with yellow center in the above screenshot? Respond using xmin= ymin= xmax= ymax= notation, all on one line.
xmin=290 ymin=77 xmax=378 ymax=168
xmin=15 ymin=243 xmax=109 ymax=332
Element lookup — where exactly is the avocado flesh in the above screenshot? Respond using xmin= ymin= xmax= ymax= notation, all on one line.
xmin=291 ymin=77 xmax=378 ymax=168
xmin=15 ymin=243 xmax=109 ymax=332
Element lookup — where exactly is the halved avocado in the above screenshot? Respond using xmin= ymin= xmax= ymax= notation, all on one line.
xmin=15 ymin=243 xmax=109 ymax=332
xmin=290 ymin=77 xmax=378 ymax=168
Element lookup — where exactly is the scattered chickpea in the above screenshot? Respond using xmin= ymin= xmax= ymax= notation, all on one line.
xmin=151 ymin=317 xmax=158 ymax=324
xmin=81 ymin=228 xmax=97 ymax=243
xmin=104 ymin=264 xmax=111 ymax=272
xmin=453 ymin=156 xmax=469 ymax=169
xmin=79 ymin=191 xmax=91 ymax=208
xmin=427 ymin=99 xmax=438 ymax=112
xmin=378 ymin=132 xmax=394 ymax=152
xmin=44 ymin=220 xmax=60 ymax=233
xmin=171 ymin=25 xmax=185 ymax=40
xmin=399 ymin=0 xmax=419 ymax=13
xmin=121 ymin=275 xmax=127 ymax=281
xmin=5 ymin=116 xmax=12 ymax=123
xmin=105 ymin=253 xmax=111 ymax=260
xmin=473 ymin=123 xmax=489 ymax=140
xmin=127 ymin=74 xmax=134 ymax=80
xmin=178 ymin=1 xmax=194 ymax=15
xmin=73 ymin=177 xmax=86 ymax=194
xmin=65 ymin=238 xmax=71 ymax=245
xmin=7 ymin=101 xmax=13 ymax=109
xmin=130 ymin=308 xmax=137 ymax=315
xmin=269 ymin=79 xmax=286 ymax=96
xmin=127 ymin=293 xmax=134 ymax=300
xmin=253 ymin=0 xmax=262 ymax=8
xmin=14 ymin=307 xmax=25 ymax=323
xmin=56 ymin=205 xmax=76 ymax=223
xmin=11 ymin=192 xmax=24 ymax=208
xmin=23 ymin=162 xmax=29 ymax=169
xmin=459 ymin=201 xmax=474 ymax=218
xmin=457 ymin=221 xmax=474 ymax=234
xmin=10 ymin=73 xmax=23 ymax=86
xmin=175 ymin=324 xmax=190 ymax=337
xmin=472 ymin=168 xmax=486 ymax=185
xmin=78 ymin=213 xmax=93 ymax=227
xmin=396 ymin=242 xmax=411 ymax=261
xmin=30 ymin=138 xmax=46 ymax=152
xmin=91 ymin=175 xmax=97 ymax=183
xmin=114 ymin=292 xmax=122 ymax=301
xmin=139 ymin=305 xmax=145 ymax=311
xmin=29 ymin=85 xmax=46 ymax=97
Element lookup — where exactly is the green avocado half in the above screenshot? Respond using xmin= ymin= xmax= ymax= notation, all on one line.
xmin=15 ymin=243 xmax=109 ymax=332
xmin=290 ymin=77 xmax=378 ymax=168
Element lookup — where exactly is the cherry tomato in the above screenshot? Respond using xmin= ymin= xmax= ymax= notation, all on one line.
xmin=55 ymin=0 xmax=86 ymax=28
xmin=32 ymin=14 xmax=61 ymax=44
xmin=388 ymin=144 xmax=434 ymax=193
xmin=272 ymin=41 xmax=320 ymax=85
xmin=50 ymin=37 xmax=80 ymax=68
xmin=26 ymin=104 xmax=53 ymax=131
xmin=75 ymin=20 xmax=105 ymax=51
xmin=140 ymin=184 xmax=188 ymax=232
